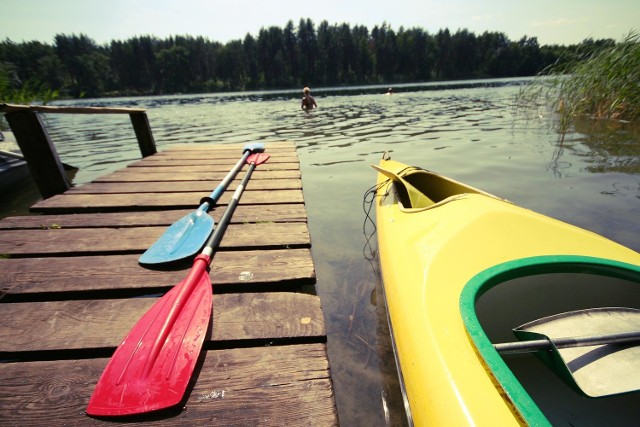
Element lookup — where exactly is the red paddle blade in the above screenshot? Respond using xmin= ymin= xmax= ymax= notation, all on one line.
xmin=247 ymin=152 xmax=270 ymax=165
xmin=87 ymin=255 xmax=213 ymax=416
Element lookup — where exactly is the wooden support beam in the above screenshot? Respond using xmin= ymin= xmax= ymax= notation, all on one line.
xmin=129 ymin=112 xmax=157 ymax=157
xmin=1 ymin=103 xmax=158 ymax=196
xmin=4 ymin=110 xmax=70 ymax=199
xmin=0 ymin=103 xmax=145 ymax=114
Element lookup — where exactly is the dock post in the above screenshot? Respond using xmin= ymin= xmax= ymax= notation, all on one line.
xmin=129 ymin=112 xmax=157 ymax=158
xmin=4 ymin=110 xmax=70 ymax=199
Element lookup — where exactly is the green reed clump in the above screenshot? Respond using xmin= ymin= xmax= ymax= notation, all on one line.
xmin=1 ymin=64 xmax=59 ymax=130
xmin=518 ymin=32 xmax=640 ymax=127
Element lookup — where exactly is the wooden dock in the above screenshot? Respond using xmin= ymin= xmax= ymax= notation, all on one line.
xmin=0 ymin=142 xmax=338 ymax=425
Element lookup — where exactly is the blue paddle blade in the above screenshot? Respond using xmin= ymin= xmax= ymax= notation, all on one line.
xmin=139 ymin=209 xmax=214 ymax=265
xmin=243 ymin=142 xmax=265 ymax=153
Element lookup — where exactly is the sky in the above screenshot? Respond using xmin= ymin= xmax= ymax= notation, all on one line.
xmin=1 ymin=0 xmax=638 ymax=47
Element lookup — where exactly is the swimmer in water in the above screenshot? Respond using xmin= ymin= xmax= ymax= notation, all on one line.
xmin=301 ymin=87 xmax=317 ymax=110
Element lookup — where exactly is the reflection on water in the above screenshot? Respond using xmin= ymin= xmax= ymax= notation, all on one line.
xmin=6 ymin=79 xmax=640 ymax=425
xmin=547 ymin=118 xmax=640 ymax=181
xmin=572 ymin=118 xmax=640 ymax=175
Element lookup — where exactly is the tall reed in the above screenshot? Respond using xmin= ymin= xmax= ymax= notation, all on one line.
xmin=0 ymin=65 xmax=59 ymax=130
xmin=518 ymin=31 xmax=640 ymax=128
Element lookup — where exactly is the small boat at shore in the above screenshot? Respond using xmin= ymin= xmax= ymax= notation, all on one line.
xmin=373 ymin=154 xmax=640 ymax=426
xmin=0 ymin=131 xmax=30 ymax=194
xmin=0 ymin=130 xmax=77 ymax=198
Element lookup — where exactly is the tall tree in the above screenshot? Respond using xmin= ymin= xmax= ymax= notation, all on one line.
xmin=155 ymin=42 xmax=190 ymax=93
xmin=217 ymin=39 xmax=246 ymax=90
xmin=54 ymin=34 xmax=112 ymax=97
xmin=351 ymin=25 xmax=374 ymax=82
xmin=257 ymin=26 xmax=287 ymax=87
xmin=242 ymin=33 xmax=260 ymax=88
xmin=449 ymin=29 xmax=479 ymax=78
xmin=371 ymin=23 xmax=397 ymax=81
xmin=434 ymin=28 xmax=453 ymax=79
xmin=283 ymin=20 xmax=299 ymax=85
xmin=316 ymin=20 xmax=336 ymax=85
xmin=297 ymin=18 xmax=318 ymax=84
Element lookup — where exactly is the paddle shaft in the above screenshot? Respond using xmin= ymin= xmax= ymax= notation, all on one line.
xmin=495 ymin=330 xmax=640 ymax=355
xmin=201 ymin=159 xmax=258 ymax=257
xmin=198 ymin=148 xmax=255 ymax=211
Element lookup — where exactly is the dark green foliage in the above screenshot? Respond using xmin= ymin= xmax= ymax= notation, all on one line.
xmin=0 ymin=20 xmax=615 ymax=98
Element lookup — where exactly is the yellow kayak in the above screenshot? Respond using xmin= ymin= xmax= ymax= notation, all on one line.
xmin=373 ymin=155 xmax=640 ymax=426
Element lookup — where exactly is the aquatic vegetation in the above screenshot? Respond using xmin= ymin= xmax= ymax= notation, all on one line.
xmin=0 ymin=63 xmax=59 ymax=129
xmin=0 ymin=64 xmax=59 ymax=105
xmin=518 ymin=32 xmax=640 ymax=127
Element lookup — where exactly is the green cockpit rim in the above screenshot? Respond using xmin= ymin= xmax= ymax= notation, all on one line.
xmin=459 ymin=255 xmax=640 ymax=426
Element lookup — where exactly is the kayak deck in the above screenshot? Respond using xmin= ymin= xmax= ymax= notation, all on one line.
xmin=374 ymin=156 xmax=640 ymax=425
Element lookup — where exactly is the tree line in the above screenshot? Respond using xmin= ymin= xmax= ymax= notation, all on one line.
xmin=0 ymin=18 xmax=615 ymax=99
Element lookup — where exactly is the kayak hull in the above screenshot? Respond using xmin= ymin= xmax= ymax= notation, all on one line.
xmin=374 ymin=157 xmax=640 ymax=425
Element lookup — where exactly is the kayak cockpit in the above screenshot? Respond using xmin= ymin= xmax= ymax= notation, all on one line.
xmin=461 ymin=256 xmax=640 ymax=425
xmin=372 ymin=159 xmax=495 ymax=210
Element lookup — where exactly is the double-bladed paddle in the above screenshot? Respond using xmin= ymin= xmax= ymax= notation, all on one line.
xmin=494 ymin=307 xmax=640 ymax=397
xmin=138 ymin=143 xmax=264 ymax=265
xmin=86 ymin=152 xmax=271 ymax=417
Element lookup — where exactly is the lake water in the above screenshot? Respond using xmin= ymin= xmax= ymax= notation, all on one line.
xmin=3 ymin=78 xmax=640 ymax=425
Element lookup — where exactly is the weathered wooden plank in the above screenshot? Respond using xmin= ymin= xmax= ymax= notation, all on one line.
xmin=94 ymin=169 xmax=301 ymax=182
xmin=0 ymin=344 xmax=337 ymax=426
xmin=151 ymin=151 xmax=297 ymax=162
xmin=152 ymin=148 xmax=298 ymax=161
xmin=167 ymin=141 xmax=296 ymax=148
xmin=125 ymin=149 xmax=299 ymax=168
xmin=0 ymin=249 xmax=315 ymax=296
xmin=128 ymin=143 xmax=299 ymax=166
xmin=64 ymin=178 xmax=302 ymax=194
xmin=128 ymin=155 xmax=300 ymax=167
xmin=183 ymin=344 xmax=336 ymax=426
xmin=0 ymin=293 xmax=325 ymax=352
xmin=0 ymin=205 xmax=307 ymax=229
xmin=122 ymin=162 xmax=300 ymax=172
xmin=159 ymin=147 xmax=298 ymax=158
xmin=30 ymin=189 xmax=304 ymax=213
xmin=0 ymin=222 xmax=310 ymax=256
xmin=161 ymin=141 xmax=296 ymax=152
xmin=149 ymin=154 xmax=299 ymax=163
